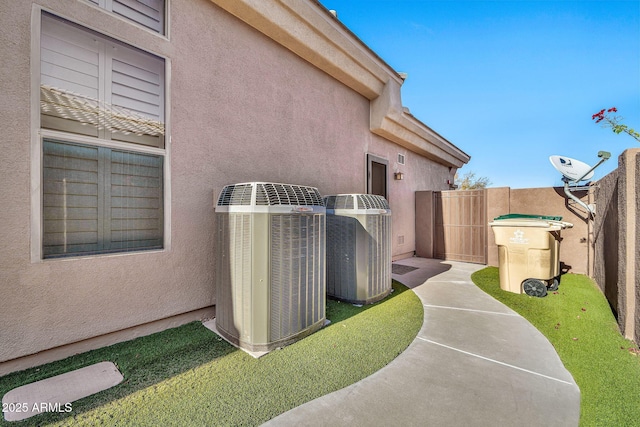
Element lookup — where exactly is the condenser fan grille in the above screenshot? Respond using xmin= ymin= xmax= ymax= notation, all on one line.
xmin=357 ymin=194 xmax=390 ymax=209
xmin=324 ymin=195 xmax=355 ymax=210
xmin=217 ymin=184 xmax=253 ymax=206
xmin=325 ymin=194 xmax=389 ymax=210
xmin=217 ymin=183 xmax=324 ymax=207
xmin=256 ymin=183 xmax=323 ymax=206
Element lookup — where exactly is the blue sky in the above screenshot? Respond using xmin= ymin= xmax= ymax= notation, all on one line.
xmin=317 ymin=0 xmax=640 ymax=188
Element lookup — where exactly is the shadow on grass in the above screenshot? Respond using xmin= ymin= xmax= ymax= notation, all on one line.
xmin=1 ymin=281 xmax=410 ymax=426
xmin=0 ymin=322 xmax=238 ymax=426
xmin=326 ymin=279 xmax=412 ymax=323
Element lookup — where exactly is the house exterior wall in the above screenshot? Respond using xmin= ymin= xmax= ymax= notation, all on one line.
xmin=0 ymin=0 xmax=465 ymax=374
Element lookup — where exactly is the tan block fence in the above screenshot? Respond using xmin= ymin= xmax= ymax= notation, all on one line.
xmin=416 ymin=148 xmax=640 ymax=344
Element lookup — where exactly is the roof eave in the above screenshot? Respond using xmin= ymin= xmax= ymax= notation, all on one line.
xmin=210 ymin=0 xmax=470 ymax=168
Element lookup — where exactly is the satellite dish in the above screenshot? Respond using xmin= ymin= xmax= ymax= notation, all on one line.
xmin=549 ymin=151 xmax=611 ymax=218
xmin=549 ymin=155 xmax=594 ymax=182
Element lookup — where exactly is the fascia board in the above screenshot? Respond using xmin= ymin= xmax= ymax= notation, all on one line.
xmin=211 ymin=0 xmax=395 ymax=99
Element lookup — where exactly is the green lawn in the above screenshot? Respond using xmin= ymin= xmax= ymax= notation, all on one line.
xmin=0 ymin=281 xmax=422 ymax=427
xmin=471 ymin=267 xmax=640 ymax=427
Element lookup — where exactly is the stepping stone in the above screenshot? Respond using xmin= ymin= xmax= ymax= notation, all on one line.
xmin=2 ymin=361 xmax=123 ymax=422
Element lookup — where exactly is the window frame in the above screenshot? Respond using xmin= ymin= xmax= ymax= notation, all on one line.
xmin=367 ymin=154 xmax=389 ymax=200
xmin=85 ymin=0 xmax=168 ymax=37
xmin=40 ymin=12 xmax=166 ymax=148
xmin=31 ymin=7 xmax=172 ymax=262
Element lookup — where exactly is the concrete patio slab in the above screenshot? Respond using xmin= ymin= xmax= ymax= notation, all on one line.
xmin=2 ymin=361 xmax=123 ymax=422
xmin=202 ymin=319 xmax=269 ymax=358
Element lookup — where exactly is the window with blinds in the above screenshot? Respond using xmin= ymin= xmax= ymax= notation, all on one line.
xmin=87 ymin=0 xmax=165 ymax=34
xmin=43 ymin=140 xmax=164 ymax=258
xmin=40 ymin=13 xmax=165 ymax=148
xmin=39 ymin=13 xmax=165 ymax=258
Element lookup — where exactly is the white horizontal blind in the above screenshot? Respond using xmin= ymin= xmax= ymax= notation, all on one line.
xmin=86 ymin=0 xmax=164 ymax=34
xmin=108 ymin=45 xmax=165 ymax=147
xmin=109 ymin=150 xmax=164 ymax=251
xmin=43 ymin=140 xmax=163 ymax=258
xmin=40 ymin=14 xmax=165 ymax=148
xmin=112 ymin=0 xmax=164 ymax=33
xmin=43 ymin=141 xmax=101 ymax=256
xmin=40 ymin=15 xmax=101 ymax=137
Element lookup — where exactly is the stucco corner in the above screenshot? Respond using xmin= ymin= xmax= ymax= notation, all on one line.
xmin=369 ymin=79 xmax=470 ymax=169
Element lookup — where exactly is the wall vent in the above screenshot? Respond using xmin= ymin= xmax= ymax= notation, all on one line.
xmin=397 ymin=153 xmax=406 ymax=165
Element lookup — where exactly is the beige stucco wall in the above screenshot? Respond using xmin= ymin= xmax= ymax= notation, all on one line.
xmin=592 ymin=169 xmax=619 ymax=309
xmin=0 ymin=0 xmax=460 ymax=372
xmin=593 ymin=148 xmax=640 ymax=344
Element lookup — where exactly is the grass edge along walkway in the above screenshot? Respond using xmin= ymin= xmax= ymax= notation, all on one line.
xmin=471 ymin=267 xmax=640 ymax=427
xmin=0 ymin=280 xmax=422 ymax=427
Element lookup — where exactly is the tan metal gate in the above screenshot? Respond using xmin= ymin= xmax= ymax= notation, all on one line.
xmin=433 ymin=190 xmax=487 ymax=264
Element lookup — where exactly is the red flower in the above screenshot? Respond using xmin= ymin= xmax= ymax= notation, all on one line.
xmin=608 ymin=107 xmax=618 ymax=113
xmin=592 ymin=109 xmax=606 ymax=121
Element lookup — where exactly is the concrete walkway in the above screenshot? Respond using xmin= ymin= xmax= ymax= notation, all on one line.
xmin=263 ymin=258 xmax=580 ymax=427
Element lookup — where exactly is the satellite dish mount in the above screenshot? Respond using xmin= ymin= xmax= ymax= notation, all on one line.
xmin=549 ymin=151 xmax=611 ymax=218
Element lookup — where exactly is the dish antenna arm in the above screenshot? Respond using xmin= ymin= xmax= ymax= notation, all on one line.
xmin=562 ymin=179 xmax=593 ymax=216
xmin=575 ymin=151 xmax=611 ymax=182
xmin=561 ymin=151 xmax=611 ymax=218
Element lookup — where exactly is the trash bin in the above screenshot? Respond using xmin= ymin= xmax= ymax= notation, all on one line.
xmin=489 ymin=214 xmax=573 ymax=297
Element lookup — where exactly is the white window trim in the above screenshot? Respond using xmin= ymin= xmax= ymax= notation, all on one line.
xmin=40 ymin=130 xmax=166 ymax=157
xmin=30 ymin=6 xmax=172 ymax=263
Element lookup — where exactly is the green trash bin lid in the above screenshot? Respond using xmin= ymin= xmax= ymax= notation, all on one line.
xmin=493 ymin=213 xmax=563 ymax=221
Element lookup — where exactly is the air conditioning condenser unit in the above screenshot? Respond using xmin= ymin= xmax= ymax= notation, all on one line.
xmin=324 ymin=194 xmax=392 ymax=305
xmin=214 ymin=182 xmax=326 ymax=354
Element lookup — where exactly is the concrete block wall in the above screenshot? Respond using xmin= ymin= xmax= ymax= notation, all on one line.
xmin=592 ymin=169 xmax=620 ymax=315
xmin=593 ymin=149 xmax=640 ymax=344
